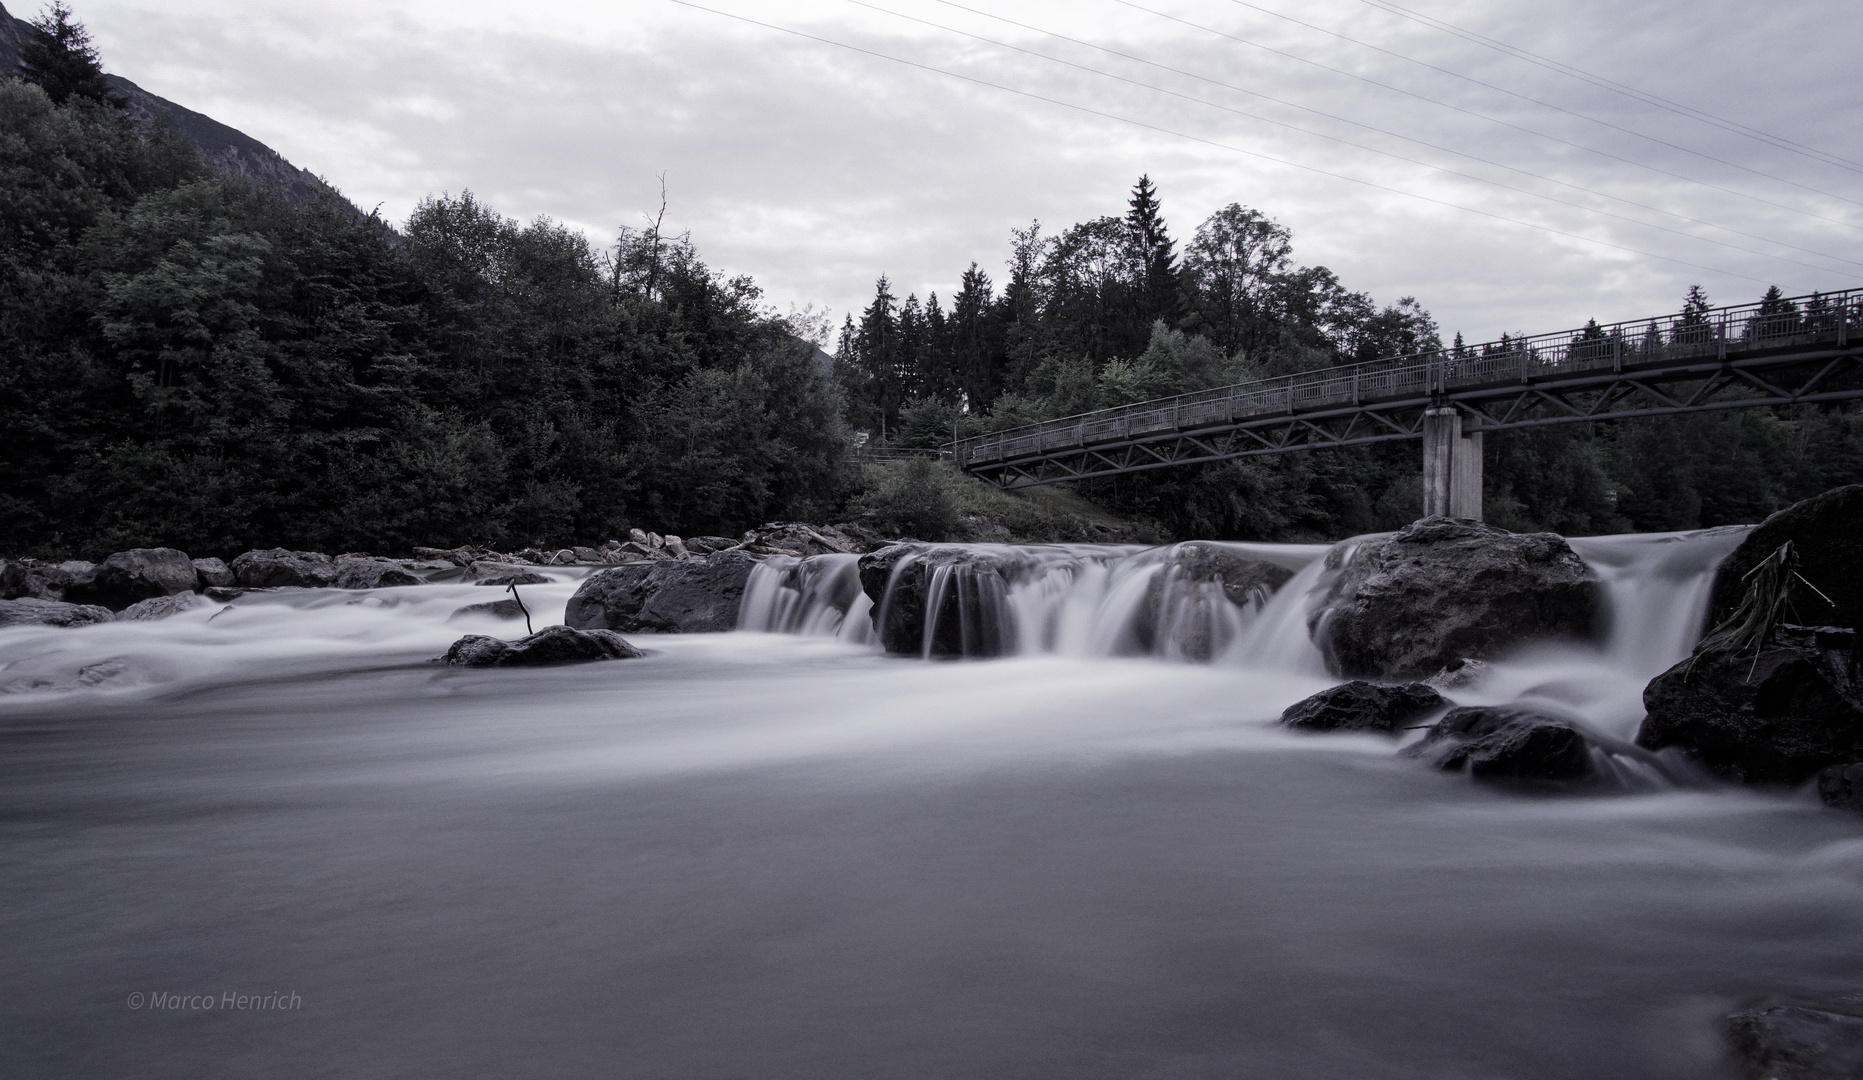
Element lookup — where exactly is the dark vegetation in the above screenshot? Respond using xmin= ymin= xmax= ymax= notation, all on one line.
xmin=3 ymin=4 xmax=1860 ymax=557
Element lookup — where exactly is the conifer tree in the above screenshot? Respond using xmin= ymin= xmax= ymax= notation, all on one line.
xmin=19 ymin=2 xmax=119 ymax=107
xmin=1125 ymin=175 xmax=1180 ymax=335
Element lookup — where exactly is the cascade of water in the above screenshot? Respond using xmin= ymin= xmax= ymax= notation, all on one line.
xmin=736 ymin=554 xmax=872 ymax=642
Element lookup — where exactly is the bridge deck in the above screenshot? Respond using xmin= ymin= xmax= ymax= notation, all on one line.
xmin=948 ymin=288 xmax=1863 ymax=488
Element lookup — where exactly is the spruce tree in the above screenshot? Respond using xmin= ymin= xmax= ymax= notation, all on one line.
xmin=1124 ymin=175 xmax=1180 ymax=338
xmin=19 ymin=2 xmax=120 ymax=107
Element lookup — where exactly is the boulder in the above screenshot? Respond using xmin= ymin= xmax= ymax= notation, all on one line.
xmin=64 ymin=548 xmax=199 ymax=610
xmin=231 ymin=548 xmax=338 ymax=588
xmin=117 ymin=592 xmax=208 ymax=621
xmin=2 ymin=559 xmax=77 ymax=601
xmin=570 ymin=546 xmax=603 ymax=563
xmin=440 ymin=625 xmax=645 ymax=667
xmin=0 ymin=597 xmax=115 ymax=628
xmin=1638 ymin=626 xmax=1861 ymax=786
xmin=1406 ymin=705 xmax=1597 ymax=784
xmin=191 ymin=557 xmax=235 ymax=588
xmin=1280 ymin=681 xmax=1447 ymax=735
xmin=1710 ymin=485 xmax=1862 ymax=636
xmin=1313 ymin=517 xmax=1599 ymax=680
xmin=448 ymin=599 xmax=528 ymax=622
xmin=565 ymin=550 xmax=762 ymax=634
xmin=856 ymin=543 xmax=1030 ymax=656
xmin=1818 ymin=763 xmax=1863 ymax=814
xmin=1726 ymin=993 xmax=1863 ymax=1080
xmin=474 ymin=571 xmax=550 ymax=587
xmin=332 ymin=557 xmax=423 ymax=590
xmin=745 ymin=522 xmax=876 ymax=557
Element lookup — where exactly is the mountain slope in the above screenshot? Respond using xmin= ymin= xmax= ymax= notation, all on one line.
xmin=0 ymin=1 xmax=355 ymax=210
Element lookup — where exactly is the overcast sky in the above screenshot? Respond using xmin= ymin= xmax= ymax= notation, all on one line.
xmin=57 ymin=0 xmax=1863 ymax=346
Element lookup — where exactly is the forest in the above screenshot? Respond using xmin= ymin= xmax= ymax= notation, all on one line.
xmin=2 ymin=6 xmax=1860 ymax=558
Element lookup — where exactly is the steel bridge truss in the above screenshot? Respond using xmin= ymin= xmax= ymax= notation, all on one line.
xmin=951 ymin=288 xmax=1863 ymax=490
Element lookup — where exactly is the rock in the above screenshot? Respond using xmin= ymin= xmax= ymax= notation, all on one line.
xmin=2 ymin=559 xmax=77 ymax=601
xmin=1726 ymin=993 xmax=1863 ymax=1080
xmin=565 ymin=550 xmax=762 ymax=634
xmin=0 ymin=597 xmax=115 ymax=628
xmin=1313 ymin=517 xmax=1600 ymax=680
xmin=1638 ymin=626 xmax=1861 ymax=786
xmin=1711 ymin=485 xmax=1863 ymax=636
xmin=1425 ymin=658 xmax=1491 ymax=692
xmin=744 ymin=522 xmax=874 ymax=557
xmin=1280 ymin=681 xmax=1447 ymax=735
xmin=448 ymin=599 xmax=528 ymax=622
xmin=857 ymin=543 xmax=1031 ymax=656
xmin=63 ymin=547 xmax=199 ymax=610
xmin=663 ymin=536 xmax=690 ymax=559
xmin=1407 ymin=705 xmax=1597 ymax=784
xmin=474 ymin=571 xmax=550 ymax=587
xmin=1137 ymin=542 xmax=1295 ymax=659
xmin=629 ymin=528 xmax=650 ymax=545
xmin=1818 ymin=763 xmax=1863 ymax=814
xmin=570 ymin=546 xmax=602 ymax=563
xmin=191 ymin=557 xmax=235 ymax=588
xmin=116 ymin=592 xmax=208 ymax=621
xmin=332 ymin=557 xmax=423 ymax=590
xmin=682 ymin=536 xmax=741 ymax=556
xmin=231 ymin=548 xmax=338 ymax=588
xmin=440 ymin=625 xmax=645 ymax=666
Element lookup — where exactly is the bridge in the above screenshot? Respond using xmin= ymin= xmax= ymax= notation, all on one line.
xmin=942 ymin=287 xmax=1863 ymax=520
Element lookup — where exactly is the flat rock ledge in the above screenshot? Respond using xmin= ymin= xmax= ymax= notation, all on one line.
xmin=440 ymin=625 xmax=645 ymax=667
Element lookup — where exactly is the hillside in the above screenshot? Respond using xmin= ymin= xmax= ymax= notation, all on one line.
xmin=0 ymin=1 xmax=354 ymax=210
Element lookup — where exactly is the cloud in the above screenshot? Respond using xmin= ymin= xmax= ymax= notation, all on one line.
xmin=73 ymin=0 xmax=1863 ymax=343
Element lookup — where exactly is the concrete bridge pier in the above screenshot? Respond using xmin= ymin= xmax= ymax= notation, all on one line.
xmin=1422 ymin=407 xmax=1483 ymax=520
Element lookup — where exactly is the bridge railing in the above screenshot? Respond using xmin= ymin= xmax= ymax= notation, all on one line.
xmin=948 ymin=287 xmax=1863 ymax=468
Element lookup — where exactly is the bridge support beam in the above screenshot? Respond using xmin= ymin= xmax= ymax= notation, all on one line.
xmin=1422 ymin=407 xmax=1483 ymax=520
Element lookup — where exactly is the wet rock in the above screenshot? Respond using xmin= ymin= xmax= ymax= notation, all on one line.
xmin=1638 ymin=626 xmax=1862 ymax=786
xmin=332 ymin=557 xmax=422 ymax=590
xmin=117 ymin=592 xmax=208 ymax=621
xmin=570 ymin=546 xmax=603 ymax=563
xmin=1425 ymin=657 xmax=1491 ymax=692
xmin=1407 ymin=705 xmax=1597 ymax=784
xmin=1280 ymin=681 xmax=1447 ymax=735
xmin=1137 ymin=542 xmax=1294 ymax=660
xmin=440 ymin=625 xmax=645 ymax=666
xmin=1711 ymin=485 xmax=1863 ymax=637
xmin=856 ymin=543 xmax=1031 ymax=656
xmin=64 ymin=547 xmax=200 ymax=610
xmin=231 ymin=548 xmax=338 ymax=589
xmin=474 ymin=571 xmax=550 ymax=587
xmin=565 ymin=550 xmax=761 ymax=634
xmin=1726 ymin=992 xmax=1863 ymax=1080
xmin=1818 ymin=763 xmax=1863 ymax=814
xmin=1314 ymin=517 xmax=1599 ymax=680
xmin=0 ymin=597 xmax=115 ymax=628
xmin=191 ymin=557 xmax=235 ymax=588
xmin=448 ymin=599 xmax=528 ymax=622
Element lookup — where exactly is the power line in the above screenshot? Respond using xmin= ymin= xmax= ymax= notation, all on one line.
xmin=1108 ymin=0 xmax=1863 ymax=233
xmin=1359 ymin=0 xmax=1863 ymax=175
xmin=919 ymin=0 xmax=1863 ymax=274
xmin=1219 ymin=0 xmax=1863 ymax=197
xmin=663 ymin=0 xmax=1794 ymax=288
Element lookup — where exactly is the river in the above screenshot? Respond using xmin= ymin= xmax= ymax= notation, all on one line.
xmin=2 ymin=529 xmax=1859 ymax=1078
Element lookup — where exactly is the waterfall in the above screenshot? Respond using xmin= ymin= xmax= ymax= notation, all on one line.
xmin=740 ymin=529 xmax=1749 ymax=682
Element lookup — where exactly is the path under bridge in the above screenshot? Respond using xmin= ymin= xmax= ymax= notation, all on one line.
xmin=942 ymin=288 xmax=1863 ymax=519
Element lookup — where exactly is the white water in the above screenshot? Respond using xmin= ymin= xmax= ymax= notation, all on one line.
xmin=5 ymin=527 xmax=1859 ymax=1079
